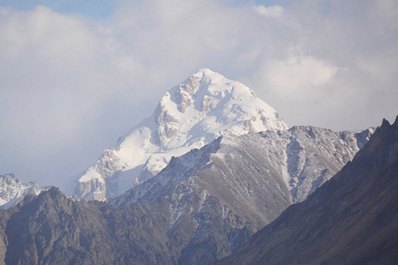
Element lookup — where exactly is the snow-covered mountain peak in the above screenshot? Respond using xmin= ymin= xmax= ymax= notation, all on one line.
xmin=0 ymin=173 xmax=49 ymax=208
xmin=193 ymin=67 xmax=217 ymax=76
xmin=153 ymin=68 xmax=287 ymax=147
xmin=76 ymin=69 xmax=288 ymax=201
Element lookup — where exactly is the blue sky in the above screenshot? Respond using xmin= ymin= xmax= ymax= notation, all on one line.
xmin=0 ymin=0 xmax=115 ymax=17
xmin=0 ymin=0 xmax=397 ymax=191
xmin=0 ymin=0 xmax=294 ymax=17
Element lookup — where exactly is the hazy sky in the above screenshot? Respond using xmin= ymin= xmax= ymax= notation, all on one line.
xmin=0 ymin=0 xmax=397 ymax=192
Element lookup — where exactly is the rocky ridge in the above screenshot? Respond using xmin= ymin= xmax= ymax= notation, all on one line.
xmin=218 ymin=117 xmax=398 ymax=265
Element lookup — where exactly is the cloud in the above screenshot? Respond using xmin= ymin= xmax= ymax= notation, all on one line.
xmin=0 ymin=0 xmax=397 ymax=191
xmin=0 ymin=5 xmax=144 ymax=189
xmin=254 ymin=5 xmax=283 ymax=18
xmin=265 ymin=55 xmax=337 ymax=92
xmin=249 ymin=54 xmax=339 ymax=129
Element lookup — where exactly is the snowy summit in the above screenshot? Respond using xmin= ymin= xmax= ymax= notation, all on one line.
xmin=76 ymin=68 xmax=288 ymax=201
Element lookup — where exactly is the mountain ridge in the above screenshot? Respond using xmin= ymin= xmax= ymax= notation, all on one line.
xmin=217 ymin=116 xmax=398 ymax=265
xmin=0 ymin=174 xmax=49 ymax=209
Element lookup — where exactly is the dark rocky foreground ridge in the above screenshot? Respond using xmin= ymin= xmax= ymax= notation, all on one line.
xmin=0 ymin=189 xmax=173 ymax=265
xmin=0 ymin=125 xmax=379 ymax=265
xmin=218 ymin=117 xmax=398 ymax=265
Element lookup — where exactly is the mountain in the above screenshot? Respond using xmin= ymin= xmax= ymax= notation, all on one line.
xmin=0 ymin=124 xmax=373 ymax=265
xmin=0 ymin=68 xmax=378 ymax=264
xmin=76 ymin=68 xmax=288 ymax=201
xmin=0 ymin=174 xmax=48 ymax=209
xmin=217 ymin=117 xmax=398 ymax=265
xmin=0 ymin=188 xmax=174 ymax=265
xmin=114 ymin=125 xmax=373 ymax=214
xmin=111 ymin=126 xmax=371 ymax=264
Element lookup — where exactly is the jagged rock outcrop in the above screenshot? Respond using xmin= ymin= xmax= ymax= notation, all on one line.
xmin=218 ymin=117 xmax=398 ymax=265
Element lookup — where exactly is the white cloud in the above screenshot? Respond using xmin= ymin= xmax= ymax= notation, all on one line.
xmin=254 ymin=5 xmax=283 ymax=18
xmin=0 ymin=0 xmax=397 ymax=190
xmin=0 ymin=5 xmax=145 ymax=188
xmin=266 ymin=55 xmax=337 ymax=92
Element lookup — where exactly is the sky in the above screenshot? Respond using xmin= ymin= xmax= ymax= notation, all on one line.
xmin=0 ymin=0 xmax=397 ymax=192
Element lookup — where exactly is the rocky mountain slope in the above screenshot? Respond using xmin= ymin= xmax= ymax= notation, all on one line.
xmin=218 ymin=117 xmax=398 ymax=265
xmin=0 ymin=123 xmax=373 ymax=265
xmin=0 ymin=188 xmax=173 ymax=265
xmin=76 ymin=69 xmax=288 ymax=201
xmin=252 ymin=125 xmax=372 ymax=203
xmin=0 ymin=174 xmax=48 ymax=209
xmin=112 ymin=125 xmax=372 ymax=264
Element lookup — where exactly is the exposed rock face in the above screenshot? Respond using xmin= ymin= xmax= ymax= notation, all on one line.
xmin=218 ymin=118 xmax=398 ymax=265
xmin=76 ymin=68 xmax=288 ymax=201
xmin=0 ymin=174 xmax=49 ymax=209
xmin=260 ymin=126 xmax=374 ymax=203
